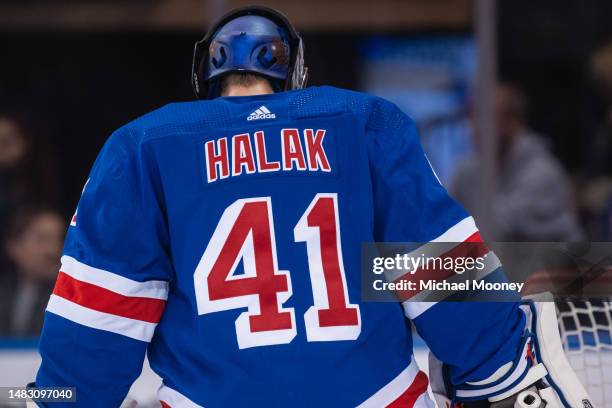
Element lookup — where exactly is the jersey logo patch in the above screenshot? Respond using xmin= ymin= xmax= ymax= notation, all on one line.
xmin=247 ymin=106 xmax=276 ymax=121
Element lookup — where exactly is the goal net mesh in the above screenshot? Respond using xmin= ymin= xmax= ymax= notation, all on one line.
xmin=557 ymin=299 xmax=612 ymax=406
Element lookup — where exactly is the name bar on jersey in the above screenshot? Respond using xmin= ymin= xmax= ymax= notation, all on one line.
xmin=204 ymin=128 xmax=331 ymax=183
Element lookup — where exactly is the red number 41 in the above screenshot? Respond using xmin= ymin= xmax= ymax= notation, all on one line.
xmin=194 ymin=194 xmax=361 ymax=349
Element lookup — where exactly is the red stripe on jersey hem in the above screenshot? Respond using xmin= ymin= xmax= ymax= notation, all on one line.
xmin=160 ymin=401 xmax=172 ymax=408
xmin=53 ymin=271 xmax=166 ymax=323
xmin=387 ymin=371 xmax=429 ymax=408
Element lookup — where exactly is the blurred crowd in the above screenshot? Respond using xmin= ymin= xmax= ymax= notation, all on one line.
xmin=583 ymin=40 xmax=612 ymax=240
xmin=2 ymin=37 xmax=612 ymax=339
xmin=453 ymin=38 xmax=612 ymax=244
xmin=0 ymin=115 xmax=65 ymax=337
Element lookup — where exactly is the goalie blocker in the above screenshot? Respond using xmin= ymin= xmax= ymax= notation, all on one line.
xmin=429 ymin=300 xmax=593 ymax=408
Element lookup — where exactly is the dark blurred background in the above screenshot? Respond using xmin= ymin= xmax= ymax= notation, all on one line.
xmin=1 ymin=1 xmax=612 ymax=225
xmin=2 ymin=0 xmax=612 ymax=399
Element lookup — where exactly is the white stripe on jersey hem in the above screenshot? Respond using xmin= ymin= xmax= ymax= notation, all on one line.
xmin=46 ymin=294 xmax=157 ymax=342
xmin=357 ymin=357 xmax=427 ymax=408
xmin=60 ymin=256 xmax=169 ymax=299
xmin=158 ymin=384 xmax=203 ymax=408
xmin=157 ymin=362 xmax=430 ymax=408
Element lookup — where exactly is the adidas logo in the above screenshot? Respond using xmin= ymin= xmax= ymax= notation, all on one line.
xmin=247 ymin=106 xmax=276 ymax=121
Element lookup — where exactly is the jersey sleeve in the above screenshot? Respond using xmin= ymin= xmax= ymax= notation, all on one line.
xmin=367 ymin=100 xmax=526 ymax=389
xmin=35 ymin=127 xmax=172 ymax=407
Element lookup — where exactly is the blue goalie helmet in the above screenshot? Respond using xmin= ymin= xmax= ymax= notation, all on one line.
xmin=192 ymin=6 xmax=308 ymax=99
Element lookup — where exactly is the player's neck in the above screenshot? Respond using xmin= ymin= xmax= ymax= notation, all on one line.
xmin=222 ymin=82 xmax=274 ymax=97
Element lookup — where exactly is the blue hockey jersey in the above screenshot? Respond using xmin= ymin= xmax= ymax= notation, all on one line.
xmin=36 ymin=86 xmax=526 ymax=407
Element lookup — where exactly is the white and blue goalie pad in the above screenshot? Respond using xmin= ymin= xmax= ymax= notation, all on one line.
xmin=430 ymin=300 xmax=593 ymax=408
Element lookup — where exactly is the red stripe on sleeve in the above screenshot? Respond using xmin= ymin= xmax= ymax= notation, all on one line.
xmin=465 ymin=231 xmax=483 ymax=242
xmin=393 ymin=236 xmax=491 ymax=301
xmin=53 ymin=271 xmax=166 ymax=323
xmin=160 ymin=401 xmax=172 ymax=408
xmin=387 ymin=371 xmax=429 ymax=408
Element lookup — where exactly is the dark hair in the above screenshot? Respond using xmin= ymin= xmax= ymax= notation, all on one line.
xmin=0 ymin=112 xmax=60 ymax=207
xmin=4 ymin=206 xmax=63 ymax=243
xmin=497 ymin=81 xmax=528 ymax=121
xmin=219 ymin=73 xmax=272 ymax=95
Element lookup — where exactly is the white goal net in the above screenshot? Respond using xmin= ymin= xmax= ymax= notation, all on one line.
xmin=557 ymin=299 xmax=612 ymax=407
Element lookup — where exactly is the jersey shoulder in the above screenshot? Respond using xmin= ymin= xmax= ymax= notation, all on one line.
xmin=122 ymin=86 xmax=411 ymax=134
xmin=126 ymin=99 xmax=232 ymax=139
xmin=104 ymin=87 xmax=413 ymax=156
xmin=291 ymin=86 xmax=413 ymax=132
xmin=101 ymin=98 xmax=232 ymax=158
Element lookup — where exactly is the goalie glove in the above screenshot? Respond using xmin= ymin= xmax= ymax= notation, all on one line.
xmin=429 ymin=300 xmax=593 ymax=408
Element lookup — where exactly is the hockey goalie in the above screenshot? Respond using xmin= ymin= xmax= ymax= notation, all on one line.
xmin=31 ymin=5 xmax=593 ymax=408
